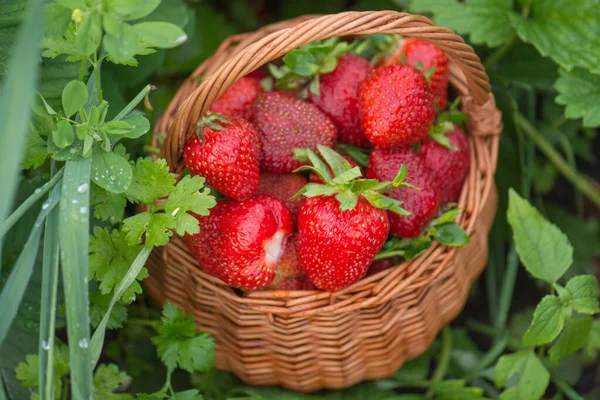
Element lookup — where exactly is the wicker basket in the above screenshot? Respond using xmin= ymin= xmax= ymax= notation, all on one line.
xmin=146 ymin=11 xmax=502 ymax=393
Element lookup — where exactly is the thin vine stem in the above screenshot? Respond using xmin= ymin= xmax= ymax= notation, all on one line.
xmin=425 ymin=326 xmax=452 ymax=399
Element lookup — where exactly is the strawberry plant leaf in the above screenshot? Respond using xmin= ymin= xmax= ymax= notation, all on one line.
xmin=554 ymin=68 xmax=600 ymax=128
xmin=89 ymin=227 xmax=147 ymax=304
xmin=151 ymin=303 xmax=215 ymax=373
xmin=507 ymin=189 xmax=573 ymax=283
xmin=522 ymin=295 xmax=568 ymax=346
xmin=494 ymin=350 xmax=549 ymax=400
xmin=549 ymin=317 xmax=593 ymax=363
xmin=509 ymin=0 xmax=600 ymax=73
xmin=132 ymin=22 xmax=187 ymax=49
xmin=432 ymin=222 xmax=470 ymax=247
xmin=561 ymin=275 xmax=600 ymax=314
xmin=89 ymin=290 xmax=128 ymax=330
xmin=94 ymin=364 xmax=132 ymax=399
xmin=91 ymin=148 xmax=134 ymax=194
xmin=125 ymin=158 xmax=176 ymax=204
xmin=494 ymin=42 xmax=558 ymax=89
xmin=123 ymin=212 xmax=176 ymax=247
xmin=432 ymin=380 xmax=489 ymax=400
xmin=409 ymin=0 xmax=517 ymax=47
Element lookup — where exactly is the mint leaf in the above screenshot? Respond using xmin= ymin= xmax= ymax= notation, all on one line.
xmin=509 ymin=0 xmax=600 ymax=73
xmin=523 ymin=295 xmax=568 ymax=346
xmin=94 ymin=364 xmax=133 ymax=399
xmin=89 ymin=227 xmax=147 ymax=303
xmin=91 ymin=147 xmax=134 ymax=194
xmin=432 ymin=380 xmax=489 ymax=400
xmin=554 ymin=68 xmax=600 ymax=128
xmin=123 ymin=212 xmax=176 ymax=247
xmin=125 ymin=158 xmax=176 ymax=204
xmin=562 ymin=275 xmax=600 ymax=314
xmin=549 ymin=317 xmax=594 ymax=363
xmin=91 ymin=184 xmax=127 ymax=224
xmin=494 ymin=350 xmax=549 ymax=400
xmin=507 ymin=189 xmax=573 ymax=283
xmin=432 ymin=222 xmax=470 ymax=247
xmin=89 ymin=290 xmax=128 ymax=330
xmin=409 ymin=0 xmax=516 ymax=47
xmin=152 ymin=303 xmax=215 ymax=373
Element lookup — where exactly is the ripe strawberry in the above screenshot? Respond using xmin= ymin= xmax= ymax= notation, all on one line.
xmin=385 ymin=38 xmax=449 ymax=109
xmin=255 ymin=173 xmax=307 ymax=218
xmin=209 ymin=76 xmax=263 ymax=118
xmin=183 ymin=194 xmax=293 ymax=290
xmin=367 ymin=146 xmax=441 ymax=238
xmin=267 ymin=234 xmax=314 ymax=290
xmin=249 ymin=91 xmax=337 ymax=173
xmin=295 ymin=145 xmax=413 ymax=291
xmin=308 ymin=54 xmax=373 ymax=147
xmin=183 ymin=114 xmax=260 ymax=201
xmin=309 ymin=154 xmax=360 ymax=184
xmin=359 ymin=63 xmax=435 ymax=148
xmin=366 ymin=258 xmax=395 ymax=276
xmin=420 ymin=124 xmax=471 ymax=203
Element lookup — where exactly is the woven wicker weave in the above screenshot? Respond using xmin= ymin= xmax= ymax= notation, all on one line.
xmin=145 ymin=11 xmax=502 ymax=392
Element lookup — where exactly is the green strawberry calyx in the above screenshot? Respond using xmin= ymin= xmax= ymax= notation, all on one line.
xmin=429 ymin=98 xmax=468 ymax=150
xmin=352 ymin=33 xmax=400 ymax=65
xmin=291 ymin=144 xmax=416 ymax=215
xmin=195 ymin=112 xmax=229 ymax=141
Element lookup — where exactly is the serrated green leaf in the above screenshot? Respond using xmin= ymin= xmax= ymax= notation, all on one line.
xmin=494 ymin=42 xmax=558 ymax=89
xmin=362 ymin=192 xmax=410 ymax=216
xmin=44 ymin=3 xmax=70 ymax=39
xmin=507 ymin=189 xmax=573 ymax=283
xmin=125 ymin=158 xmax=176 ymax=204
xmin=123 ymin=212 xmax=175 ymax=247
xmin=90 ymin=184 xmax=126 ymax=224
xmin=523 ymin=295 xmax=567 ymax=346
xmin=76 ymin=14 xmax=102 ymax=56
xmin=61 ymin=80 xmax=88 ymax=117
xmin=561 ymin=275 xmax=600 ymax=314
xmin=152 ymin=303 xmax=215 ymax=373
xmin=335 ymin=191 xmax=359 ymax=211
xmin=494 ymin=350 xmax=549 ymax=400
xmin=91 ymin=148 xmax=133 ymax=194
xmin=89 ymin=227 xmax=146 ymax=304
xmin=332 ymin=167 xmax=362 ymax=185
xmin=89 ymin=290 xmax=128 ymax=330
xmin=554 ymin=68 xmax=600 ymax=128
xmin=94 ymin=364 xmax=132 ymax=399
xmin=432 ymin=222 xmax=470 ymax=247
xmin=318 ymin=144 xmax=348 ymax=178
xmin=549 ymin=317 xmax=593 ymax=363
xmin=132 ymin=21 xmax=187 ymax=49
xmin=103 ymin=22 xmax=138 ymax=64
xmin=509 ymin=0 xmax=600 ymax=73
xmin=409 ymin=0 xmax=516 ymax=47
xmin=15 ymin=343 xmax=69 ymax=399
xmin=171 ymin=390 xmax=203 ymax=400
xmin=162 ymin=175 xmax=216 ymax=235
xmin=52 ymin=119 xmax=74 ymax=149
xmin=23 ymin=127 xmax=49 ymax=169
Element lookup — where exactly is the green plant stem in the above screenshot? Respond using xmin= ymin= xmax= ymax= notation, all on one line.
xmin=494 ymin=244 xmax=519 ymax=339
xmin=143 ymin=145 xmax=161 ymax=155
xmin=484 ymin=35 xmax=516 ymax=69
xmin=93 ymin=55 xmax=103 ymax=103
xmin=514 ymin=112 xmax=600 ymax=208
xmin=78 ymin=57 xmax=86 ymax=82
xmin=373 ymin=250 xmax=404 ymax=260
xmin=465 ymin=337 xmax=508 ymax=381
xmin=467 ymin=320 xmax=522 ymax=349
xmin=425 ymin=326 xmax=452 ymax=399
xmin=552 ymin=375 xmax=585 ymax=400
xmin=0 ymin=168 xmax=64 ymax=239
xmin=126 ymin=318 xmax=160 ymax=330
xmin=114 ymin=84 xmax=153 ymax=121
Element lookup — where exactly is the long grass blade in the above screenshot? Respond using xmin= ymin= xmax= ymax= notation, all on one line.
xmin=90 ymin=246 xmax=152 ymax=367
xmin=59 ymin=158 xmax=94 ymax=399
xmin=38 ymin=199 xmax=61 ymax=400
xmin=113 ymin=84 xmax=152 ymax=121
xmin=0 ymin=184 xmax=61 ymax=346
xmin=0 ymin=0 xmax=44 ymax=254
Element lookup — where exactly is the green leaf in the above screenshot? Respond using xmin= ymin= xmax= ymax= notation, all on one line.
xmin=432 ymin=380 xmax=488 ymax=400
xmin=163 ymin=175 xmax=216 ymax=236
xmin=91 ymin=148 xmax=133 ymax=194
xmin=61 ymin=80 xmax=88 ymax=117
xmin=554 ymin=68 xmax=600 ymax=128
xmin=89 ymin=290 xmax=128 ymax=330
xmin=523 ymin=295 xmax=567 ymax=346
xmin=549 ymin=317 xmax=593 ymax=363
xmin=152 ymin=303 xmax=215 ymax=373
xmin=494 ymin=350 xmax=549 ymax=400
xmin=57 ymin=0 xmax=86 ymax=8
xmin=76 ymin=14 xmax=102 ymax=56
xmin=43 ymin=3 xmax=71 ymax=39
xmin=123 ymin=212 xmax=175 ymax=248
xmin=107 ymin=0 xmax=161 ymax=21
xmin=507 ymin=189 xmax=573 ymax=283
xmin=90 ymin=184 xmax=126 ymax=224
xmin=586 ymin=320 xmax=600 ymax=356
xmin=103 ymin=120 xmax=133 ymax=136
xmin=132 ymin=22 xmax=187 ymax=49
xmin=125 ymin=158 xmax=175 ymax=204
xmin=94 ymin=364 xmax=132 ymax=399
xmin=509 ymin=0 xmax=600 ymax=73
xmin=122 ymin=115 xmax=150 ymax=139
xmin=52 ymin=119 xmax=75 ymax=149
xmin=89 ymin=227 xmax=146 ymax=304
xmin=432 ymin=222 xmax=470 ymax=247
xmin=23 ymin=126 xmax=49 ymax=169
xmin=561 ymin=275 xmax=600 ymax=314
xmin=15 ymin=343 xmax=69 ymax=399
xmin=494 ymin=42 xmax=558 ymax=89
xmin=362 ymin=192 xmax=410 ymax=216
xmin=318 ymin=144 xmax=349 ymax=178
xmin=409 ymin=0 xmax=516 ymax=47
xmin=171 ymin=390 xmax=203 ymax=400
xmin=104 ymin=22 xmax=138 ymax=65
xmin=335 ymin=191 xmax=359 ymax=211
xmin=393 ymin=351 xmax=431 ymax=383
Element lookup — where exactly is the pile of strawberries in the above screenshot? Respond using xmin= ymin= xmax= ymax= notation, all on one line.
xmin=182 ymin=36 xmax=471 ymax=292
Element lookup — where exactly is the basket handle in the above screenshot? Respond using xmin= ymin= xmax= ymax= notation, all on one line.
xmin=161 ymin=10 xmax=501 ymax=172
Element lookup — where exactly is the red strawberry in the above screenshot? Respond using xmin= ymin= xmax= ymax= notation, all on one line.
xmin=385 ymin=38 xmax=449 ymax=109
xmin=183 ymin=194 xmax=293 ymax=290
xmin=367 ymin=146 xmax=441 ymax=238
xmin=309 ymin=155 xmax=360 ymax=184
xmin=209 ymin=76 xmax=263 ymax=118
xmin=255 ymin=173 xmax=307 ymax=218
xmin=420 ymin=125 xmax=471 ymax=203
xmin=366 ymin=258 xmax=395 ymax=276
xmin=249 ymin=92 xmax=337 ymax=173
xmin=267 ymin=234 xmax=313 ymax=290
xmin=295 ymin=145 xmax=413 ymax=291
xmin=359 ymin=64 xmax=435 ymax=148
xmin=246 ymin=70 xmax=268 ymax=80
xmin=271 ymin=276 xmax=316 ymax=291
xmin=308 ymin=54 xmax=373 ymax=147
xmin=183 ymin=114 xmax=260 ymax=201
